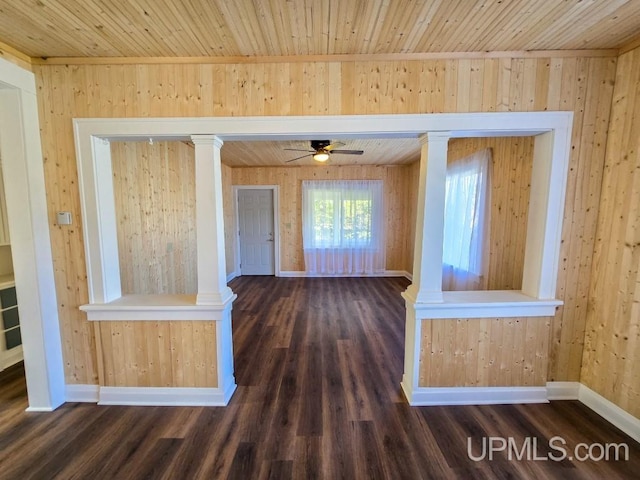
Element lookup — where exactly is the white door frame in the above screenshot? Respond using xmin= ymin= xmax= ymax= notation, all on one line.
xmin=0 ymin=58 xmax=65 ymax=411
xmin=233 ymin=185 xmax=280 ymax=277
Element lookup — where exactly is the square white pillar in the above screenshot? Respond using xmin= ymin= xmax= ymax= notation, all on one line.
xmin=191 ymin=135 xmax=234 ymax=305
xmin=405 ymin=132 xmax=451 ymax=304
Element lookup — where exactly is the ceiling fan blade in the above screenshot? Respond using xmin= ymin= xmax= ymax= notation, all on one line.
xmin=325 ymin=142 xmax=345 ymax=151
xmin=284 ymin=148 xmax=314 ymax=152
xmin=329 ymin=149 xmax=364 ymax=155
xmin=285 ymin=153 xmax=313 ymax=163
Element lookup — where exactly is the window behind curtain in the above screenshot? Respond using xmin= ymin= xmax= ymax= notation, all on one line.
xmin=442 ymin=148 xmax=491 ymax=290
xmin=302 ymin=180 xmax=385 ymax=274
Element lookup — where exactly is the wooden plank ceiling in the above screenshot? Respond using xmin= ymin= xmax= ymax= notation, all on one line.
xmin=3 ymin=1 xmax=636 ymax=167
xmin=221 ymin=138 xmax=422 ymax=167
xmin=0 ymin=0 xmax=639 ymax=59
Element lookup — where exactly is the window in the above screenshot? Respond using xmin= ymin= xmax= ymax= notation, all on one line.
xmin=442 ymin=148 xmax=491 ymax=290
xmin=308 ymin=190 xmax=373 ymax=247
xmin=302 ymin=180 xmax=385 ymax=274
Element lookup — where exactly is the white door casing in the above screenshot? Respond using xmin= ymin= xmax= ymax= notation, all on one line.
xmin=238 ymin=189 xmax=275 ymax=275
xmin=0 ymin=58 xmax=65 ymax=411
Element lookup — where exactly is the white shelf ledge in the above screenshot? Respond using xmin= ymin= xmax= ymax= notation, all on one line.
xmin=0 ymin=274 xmax=15 ymax=290
xmin=402 ymin=290 xmax=562 ymax=318
xmin=80 ymin=294 xmax=236 ymax=321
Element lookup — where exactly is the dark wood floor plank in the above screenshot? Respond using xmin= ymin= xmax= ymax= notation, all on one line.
xmin=0 ymin=277 xmax=638 ymax=479
xmin=352 ymin=420 xmax=389 ymax=480
xmin=296 ymin=340 xmax=324 ymax=436
xmin=337 ymin=339 xmax=375 ymax=421
xmin=130 ymin=437 xmax=183 ymax=480
xmin=293 ymin=436 xmax=322 ymax=480
xmin=258 ymin=459 xmax=293 ymax=480
xmin=227 ymin=441 xmax=257 ymax=480
xmin=394 ymin=403 xmax=452 ymax=479
xmin=158 ymin=407 xmax=227 ymax=479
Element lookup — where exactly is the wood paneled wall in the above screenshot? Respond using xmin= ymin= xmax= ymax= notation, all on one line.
xmin=404 ymin=160 xmax=420 ymax=273
xmin=33 ymin=56 xmax=616 ymax=384
xmin=419 ymin=317 xmax=551 ymax=387
xmin=231 ymin=165 xmax=412 ymax=271
xmin=95 ymin=321 xmax=217 ymax=387
xmin=112 ymin=141 xmax=197 ymax=295
xmin=222 ymin=163 xmax=236 ymax=276
xmin=447 ymin=137 xmax=534 ymax=291
xmin=581 ymin=46 xmax=640 ymax=418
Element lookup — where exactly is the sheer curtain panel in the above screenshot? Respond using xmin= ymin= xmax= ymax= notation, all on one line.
xmin=302 ymin=180 xmax=385 ymax=275
xmin=442 ymin=148 xmax=492 ymax=290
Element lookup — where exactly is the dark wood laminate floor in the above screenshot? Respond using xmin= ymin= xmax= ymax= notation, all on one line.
xmin=0 ymin=277 xmax=638 ymax=479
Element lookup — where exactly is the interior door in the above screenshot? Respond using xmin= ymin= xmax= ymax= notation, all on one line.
xmin=238 ymin=189 xmax=275 ymax=275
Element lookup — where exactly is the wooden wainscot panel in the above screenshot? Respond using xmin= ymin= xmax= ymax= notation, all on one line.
xmin=419 ymin=317 xmax=551 ymax=387
xmin=94 ymin=321 xmax=217 ymax=388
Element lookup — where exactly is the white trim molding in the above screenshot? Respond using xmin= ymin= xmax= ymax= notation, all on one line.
xmin=0 ymin=57 xmax=65 ymax=411
xmin=405 ymin=290 xmax=562 ymax=319
xmin=546 ymin=382 xmax=640 ymax=444
xmin=25 ymin=406 xmax=56 ymax=413
xmin=226 ymin=271 xmax=240 ymax=283
xmin=405 ymin=386 xmax=548 ymax=406
xmin=579 ymin=385 xmax=640 ymax=444
xmin=279 ymin=270 xmax=412 ymax=279
xmin=546 ymin=381 xmax=581 ymax=400
xmin=66 ymin=384 xmax=100 ymax=403
xmin=98 ymin=385 xmax=236 ymax=407
xmin=80 ymin=294 xmax=236 ymax=321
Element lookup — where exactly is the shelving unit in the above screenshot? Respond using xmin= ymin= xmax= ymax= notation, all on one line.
xmin=0 ymin=282 xmax=21 ymax=371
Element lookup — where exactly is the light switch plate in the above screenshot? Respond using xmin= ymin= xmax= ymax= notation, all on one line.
xmin=56 ymin=211 xmax=72 ymax=225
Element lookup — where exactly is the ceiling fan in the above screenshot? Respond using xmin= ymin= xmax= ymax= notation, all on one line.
xmin=284 ymin=140 xmax=364 ymax=163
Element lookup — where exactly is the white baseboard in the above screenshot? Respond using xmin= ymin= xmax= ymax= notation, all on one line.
xmin=25 ymin=406 xmax=55 ymax=412
xmin=578 ymin=384 xmax=640 ymax=444
xmin=279 ymin=270 xmax=412 ymax=278
xmin=278 ymin=271 xmax=306 ymax=277
xmin=546 ymin=381 xmax=581 ymax=400
xmin=66 ymin=384 xmax=100 ymax=403
xmin=407 ymin=386 xmax=548 ymax=406
xmin=226 ymin=271 xmax=239 ymax=282
xmin=97 ymin=385 xmax=236 ymax=406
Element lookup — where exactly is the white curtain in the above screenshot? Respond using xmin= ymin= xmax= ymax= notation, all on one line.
xmin=302 ymin=180 xmax=385 ymax=275
xmin=442 ymin=148 xmax=491 ymax=290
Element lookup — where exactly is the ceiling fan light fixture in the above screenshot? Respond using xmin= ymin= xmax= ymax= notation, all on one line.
xmin=313 ymin=152 xmax=330 ymax=162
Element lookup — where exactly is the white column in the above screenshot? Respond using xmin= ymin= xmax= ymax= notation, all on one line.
xmin=191 ymin=135 xmax=234 ymax=305
xmin=404 ymin=131 xmax=451 ymax=303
